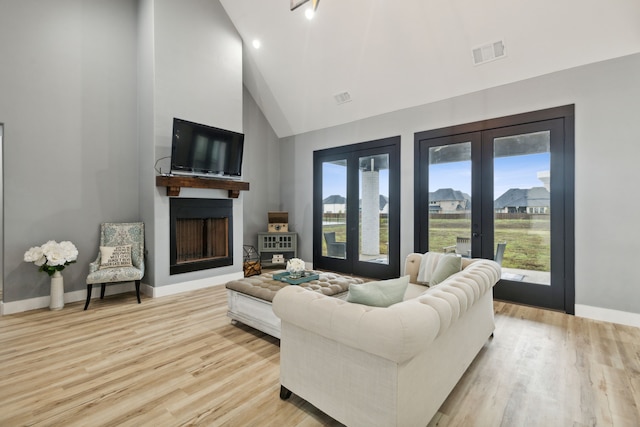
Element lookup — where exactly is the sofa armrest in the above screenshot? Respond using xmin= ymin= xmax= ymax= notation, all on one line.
xmin=404 ymin=253 xmax=423 ymax=284
xmin=273 ymin=287 xmax=442 ymax=364
xmin=404 ymin=252 xmax=497 ymax=284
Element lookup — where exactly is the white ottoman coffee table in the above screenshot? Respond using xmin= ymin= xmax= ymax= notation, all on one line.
xmin=225 ymin=270 xmax=364 ymax=338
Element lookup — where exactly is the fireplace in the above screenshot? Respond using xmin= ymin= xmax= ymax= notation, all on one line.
xmin=170 ymin=198 xmax=233 ymax=275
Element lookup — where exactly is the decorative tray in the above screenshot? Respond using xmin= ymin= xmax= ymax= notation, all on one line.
xmin=273 ymin=271 xmax=320 ymax=285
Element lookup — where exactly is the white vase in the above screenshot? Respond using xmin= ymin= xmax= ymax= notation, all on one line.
xmin=49 ymin=271 xmax=64 ymax=311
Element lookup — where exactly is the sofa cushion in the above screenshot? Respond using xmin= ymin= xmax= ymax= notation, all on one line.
xmin=347 ymin=276 xmax=410 ymax=307
xmin=430 ymin=254 xmax=462 ymax=286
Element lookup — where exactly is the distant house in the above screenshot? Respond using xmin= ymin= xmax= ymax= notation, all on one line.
xmin=494 ymin=187 xmax=550 ymax=214
xmin=323 ymin=194 xmax=346 ymax=213
xmin=429 ymin=188 xmax=471 ymax=213
xmin=323 ymin=194 xmax=389 ymax=214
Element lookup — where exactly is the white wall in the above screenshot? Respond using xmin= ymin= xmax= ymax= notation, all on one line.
xmin=147 ymin=0 xmax=244 ymax=287
xmin=0 ymin=0 xmax=140 ymax=302
xmin=281 ymin=53 xmax=640 ymax=318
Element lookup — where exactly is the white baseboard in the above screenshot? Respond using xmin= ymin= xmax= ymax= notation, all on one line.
xmin=1 ymin=282 xmax=144 ymax=315
xmin=151 ymin=271 xmax=243 ymax=298
xmin=575 ymin=304 xmax=640 ymax=328
xmin=1 ymin=272 xmax=243 ymax=315
xmin=1 ymin=295 xmax=52 ymax=315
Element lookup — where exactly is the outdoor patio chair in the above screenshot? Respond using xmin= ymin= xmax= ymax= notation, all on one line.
xmin=443 ymin=236 xmax=471 ymax=257
xmin=495 ymin=242 xmax=507 ymax=265
xmin=324 ymin=232 xmax=346 ymax=258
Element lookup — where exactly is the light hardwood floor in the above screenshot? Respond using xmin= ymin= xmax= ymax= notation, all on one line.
xmin=1 ymin=286 xmax=639 ymax=426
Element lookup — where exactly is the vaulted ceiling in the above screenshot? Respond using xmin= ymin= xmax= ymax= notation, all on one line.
xmin=219 ymin=0 xmax=640 ymax=137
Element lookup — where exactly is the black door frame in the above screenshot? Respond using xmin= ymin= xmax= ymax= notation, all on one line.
xmin=313 ymin=136 xmax=401 ymax=279
xmin=414 ymin=105 xmax=575 ymax=313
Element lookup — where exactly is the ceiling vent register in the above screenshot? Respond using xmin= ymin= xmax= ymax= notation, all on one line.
xmin=333 ymin=91 xmax=352 ymax=105
xmin=472 ymin=40 xmax=506 ymax=65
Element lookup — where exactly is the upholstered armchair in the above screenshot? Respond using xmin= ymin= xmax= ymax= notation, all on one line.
xmin=84 ymin=222 xmax=145 ymax=310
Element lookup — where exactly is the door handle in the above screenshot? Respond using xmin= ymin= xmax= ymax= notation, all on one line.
xmin=472 ymin=232 xmax=482 ymax=238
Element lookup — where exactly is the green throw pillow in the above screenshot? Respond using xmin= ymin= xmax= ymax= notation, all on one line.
xmin=346 ymin=276 xmax=410 ymax=307
xmin=429 ymin=254 xmax=462 ymax=286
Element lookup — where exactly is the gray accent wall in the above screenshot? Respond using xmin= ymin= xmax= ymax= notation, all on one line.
xmin=138 ymin=0 xmax=157 ymax=287
xmin=242 ymin=86 xmax=282 ymax=247
xmin=0 ymin=0 xmax=246 ymax=304
xmin=0 ymin=0 xmax=140 ymax=302
xmin=280 ymin=53 xmax=640 ymax=315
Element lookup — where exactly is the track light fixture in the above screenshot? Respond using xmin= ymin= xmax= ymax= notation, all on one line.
xmin=290 ymin=0 xmax=319 ymax=12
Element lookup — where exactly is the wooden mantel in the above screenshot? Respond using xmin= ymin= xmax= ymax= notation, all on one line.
xmin=156 ymin=175 xmax=249 ymax=198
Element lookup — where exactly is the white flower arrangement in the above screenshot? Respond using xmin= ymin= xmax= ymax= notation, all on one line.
xmin=286 ymin=257 xmax=306 ymax=274
xmin=24 ymin=240 xmax=78 ymax=276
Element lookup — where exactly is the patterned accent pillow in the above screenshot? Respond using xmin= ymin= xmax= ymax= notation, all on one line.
xmin=100 ymin=245 xmax=133 ymax=269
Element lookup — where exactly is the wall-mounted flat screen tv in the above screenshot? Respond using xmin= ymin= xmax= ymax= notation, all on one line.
xmin=170 ymin=118 xmax=244 ymax=179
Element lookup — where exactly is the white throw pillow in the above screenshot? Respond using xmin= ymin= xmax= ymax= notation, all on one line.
xmin=417 ymin=252 xmax=442 ymax=285
xmin=99 ymin=245 xmax=133 ymax=269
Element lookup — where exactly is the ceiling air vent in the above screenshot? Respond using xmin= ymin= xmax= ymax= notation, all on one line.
xmin=333 ymin=91 xmax=352 ymax=105
xmin=472 ymin=40 xmax=506 ymax=65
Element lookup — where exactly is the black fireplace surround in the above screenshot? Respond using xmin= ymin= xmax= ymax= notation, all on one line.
xmin=170 ymin=198 xmax=233 ymax=275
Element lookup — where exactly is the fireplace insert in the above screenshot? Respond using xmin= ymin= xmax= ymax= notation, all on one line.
xmin=170 ymin=198 xmax=233 ymax=275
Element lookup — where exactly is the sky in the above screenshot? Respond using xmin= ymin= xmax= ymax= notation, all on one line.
xmin=430 ymin=152 xmax=550 ymax=198
xmin=322 ymin=162 xmax=389 ymax=198
xmin=322 ymin=152 xmax=550 ymax=200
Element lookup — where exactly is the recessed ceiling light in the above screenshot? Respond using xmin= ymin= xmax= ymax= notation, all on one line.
xmin=252 ymin=39 xmax=261 ymax=49
xmin=305 ymin=8 xmax=315 ymax=20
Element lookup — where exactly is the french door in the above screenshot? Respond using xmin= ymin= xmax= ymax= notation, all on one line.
xmin=313 ymin=136 xmax=400 ymax=279
xmin=414 ymin=106 xmax=574 ymax=313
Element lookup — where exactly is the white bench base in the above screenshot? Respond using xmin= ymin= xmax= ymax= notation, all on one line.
xmin=225 ymin=271 xmax=360 ymax=338
xmin=227 ymin=289 xmax=283 ymax=338
xmin=227 ymin=288 xmax=349 ymax=338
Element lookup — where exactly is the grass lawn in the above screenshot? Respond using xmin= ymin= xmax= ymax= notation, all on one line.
xmin=319 ymin=215 xmax=550 ymax=272
xmin=429 ymin=217 xmax=550 ymax=271
xmin=322 ymin=216 xmax=389 ymax=256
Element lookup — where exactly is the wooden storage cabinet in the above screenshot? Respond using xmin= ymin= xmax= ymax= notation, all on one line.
xmin=258 ymin=232 xmax=297 ymax=266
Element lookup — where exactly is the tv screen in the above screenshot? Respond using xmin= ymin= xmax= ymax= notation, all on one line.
xmin=170 ymin=118 xmax=244 ymax=178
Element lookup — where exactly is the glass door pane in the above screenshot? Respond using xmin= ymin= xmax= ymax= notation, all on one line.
xmin=485 ymin=117 xmax=567 ymax=311
xmin=359 ymin=154 xmax=389 ymax=264
xmin=416 ymin=108 xmax=572 ymax=312
xmin=493 ymin=131 xmax=551 ymax=285
xmin=428 ymin=142 xmax=472 ymax=256
xmin=314 ymin=136 xmax=401 ymax=280
xmin=321 ymin=159 xmax=347 ymax=259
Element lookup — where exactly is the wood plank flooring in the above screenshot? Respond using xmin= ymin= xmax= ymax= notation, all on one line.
xmin=0 ymin=286 xmax=638 ymax=426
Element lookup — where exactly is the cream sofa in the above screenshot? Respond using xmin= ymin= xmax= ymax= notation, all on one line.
xmin=272 ymin=253 xmax=501 ymax=427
